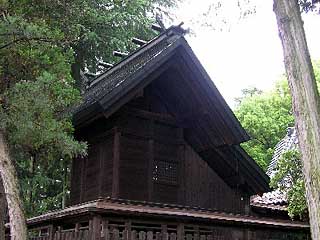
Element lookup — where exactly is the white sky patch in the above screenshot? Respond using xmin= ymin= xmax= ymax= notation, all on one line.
xmin=173 ymin=0 xmax=320 ymax=108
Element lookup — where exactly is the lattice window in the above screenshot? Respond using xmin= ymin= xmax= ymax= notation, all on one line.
xmin=153 ymin=160 xmax=178 ymax=184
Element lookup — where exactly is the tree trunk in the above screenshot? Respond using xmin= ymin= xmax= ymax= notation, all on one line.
xmin=274 ymin=0 xmax=320 ymax=238
xmin=0 ymin=177 xmax=6 ymax=240
xmin=0 ymin=130 xmax=27 ymax=240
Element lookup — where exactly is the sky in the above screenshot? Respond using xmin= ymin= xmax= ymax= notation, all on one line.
xmin=172 ymin=0 xmax=320 ymax=108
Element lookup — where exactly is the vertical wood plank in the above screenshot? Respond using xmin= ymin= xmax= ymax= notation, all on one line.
xmin=113 ymin=229 xmax=120 ymax=240
xmin=147 ymin=231 xmax=153 ymax=240
xmin=147 ymin=119 xmax=154 ymax=201
xmin=112 ymin=128 xmax=120 ymax=198
xmin=131 ymin=230 xmax=137 ymax=240
xmin=178 ymin=143 xmax=186 ymax=205
xmin=125 ymin=220 xmax=132 ymax=240
xmin=193 ymin=226 xmax=199 ymax=240
xmin=80 ymin=156 xmax=86 ymax=203
xmin=148 ymin=138 xmax=154 ymax=201
xmin=91 ymin=216 xmax=102 ymax=240
xmin=103 ymin=220 xmax=109 ymax=240
xmin=186 ymin=234 xmax=192 ymax=240
xmin=47 ymin=225 xmax=54 ymax=240
xmin=161 ymin=225 xmax=168 ymax=240
xmin=99 ymin=140 xmax=104 ymax=197
xmin=170 ymin=233 xmax=177 ymax=240
xmin=139 ymin=231 xmax=146 ymax=240
xmin=156 ymin=232 xmax=161 ymax=240
xmin=177 ymin=224 xmax=184 ymax=240
xmin=75 ymin=223 xmax=80 ymax=233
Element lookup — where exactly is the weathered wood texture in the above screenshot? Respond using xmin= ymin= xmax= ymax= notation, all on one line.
xmin=69 ymin=63 xmax=272 ymax=217
xmin=184 ymin=144 xmax=248 ymax=213
xmin=26 ymin=217 xmax=310 ymax=240
xmin=70 ymin=132 xmax=114 ymax=204
xmin=70 ymin=109 xmax=248 ymax=214
xmin=274 ymin=0 xmax=320 ymax=239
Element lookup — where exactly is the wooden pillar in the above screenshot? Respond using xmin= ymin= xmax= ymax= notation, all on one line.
xmin=177 ymin=224 xmax=185 ymax=240
xmin=90 ymin=216 xmax=102 ymax=240
xmin=47 ymin=225 xmax=54 ymax=240
xmin=125 ymin=220 xmax=132 ymax=240
xmin=112 ymin=128 xmax=121 ymax=198
xmin=56 ymin=226 xmax=62 ymax=240
xmin=194 ymin=226 xmax=199 ymax=240
xmin=161 ymin=224 xmax=168 ymax=240
xmin=102 ymin=219 xmax=109 ymax=239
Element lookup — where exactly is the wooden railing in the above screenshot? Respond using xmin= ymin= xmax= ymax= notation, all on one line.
xmin=26 ymin=217 xmax=308 ymax=240
xmin=29 ymin=229 xmax=222 ymax=240
xmin=27 ymin=218 xmax=229 ymax=240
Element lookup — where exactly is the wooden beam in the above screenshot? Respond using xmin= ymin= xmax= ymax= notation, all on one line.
xmin=85 ymin=72 xmax=98 ymax=78
xmin=113 ymin=51 xmax=128 ymax=58
xmin=132 ymin=37 xmax=147 ymax=46
xmin=98 ymin=61 xmax=113 ymax=69
xmin=151 ymin=24 xmax=164 ymax=32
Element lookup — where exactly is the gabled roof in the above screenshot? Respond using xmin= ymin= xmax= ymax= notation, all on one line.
xmin=73 ymin=25 xmax=270 ymax=195
xmin=74 ymin=26 xmax=186 ymax=125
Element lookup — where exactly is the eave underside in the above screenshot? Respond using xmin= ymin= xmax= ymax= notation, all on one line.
xmin=26 ymin=198 xmax=308 ymax=231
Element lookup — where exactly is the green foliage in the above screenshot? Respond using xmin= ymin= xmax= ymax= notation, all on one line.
xmin=0 ymin=0 xmax=177 ymax=217
xmin=235 ymin=80 xmax=294 ymax=170
xmin=235 ymin=61 xmax=320 ymax=218
xmin=270 ymin=150 xmax=307 ymax=219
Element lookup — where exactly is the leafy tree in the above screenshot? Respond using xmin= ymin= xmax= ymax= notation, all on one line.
xmin=235 ymin=61 xmax=320 ymax=171
xmin=235 ymin=80 xmax=294 ymax=170
xmin=0 ymin=0 xmax=177 ymax=238
xmin=270 ymin=150 xmax=307 ymax=219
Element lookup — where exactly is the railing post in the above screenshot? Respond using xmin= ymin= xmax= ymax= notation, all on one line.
xmin=102 ymin=220 xmax=109 ymax=240
xmin=47 ymin=225 xmax=54 ymax=240
xmin=91 ymin=216 xmax=102 ymax=240
xmin=56 ymin=226 xmax=62 ymax=240
xmin=177 ymin=224 xmax=185 ymax=240
xmin=125 ymin=220 xmax=132 ymax=240
xmin=161 ymin=224 xmax=168 ymax=240
xmin=194 ymin=226 xmax=199 ymax=240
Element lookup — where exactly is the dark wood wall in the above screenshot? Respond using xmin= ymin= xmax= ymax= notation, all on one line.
xmin=70 ymin=113 xmax=248 ymax=213
xmin=70 ymin=81 xmax=249 ymax=213
xmin=70 ymin=131 xmax=114 ymax=204
xmin=184 ymin=144 xmax=248 ymax=213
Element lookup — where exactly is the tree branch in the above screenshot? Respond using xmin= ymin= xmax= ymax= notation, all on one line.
xmin=0 ymin=37 xmax=53 ymax=50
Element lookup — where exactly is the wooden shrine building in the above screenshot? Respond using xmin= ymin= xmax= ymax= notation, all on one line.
xmin=24 ymin=25 xmax=310 ymax=239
